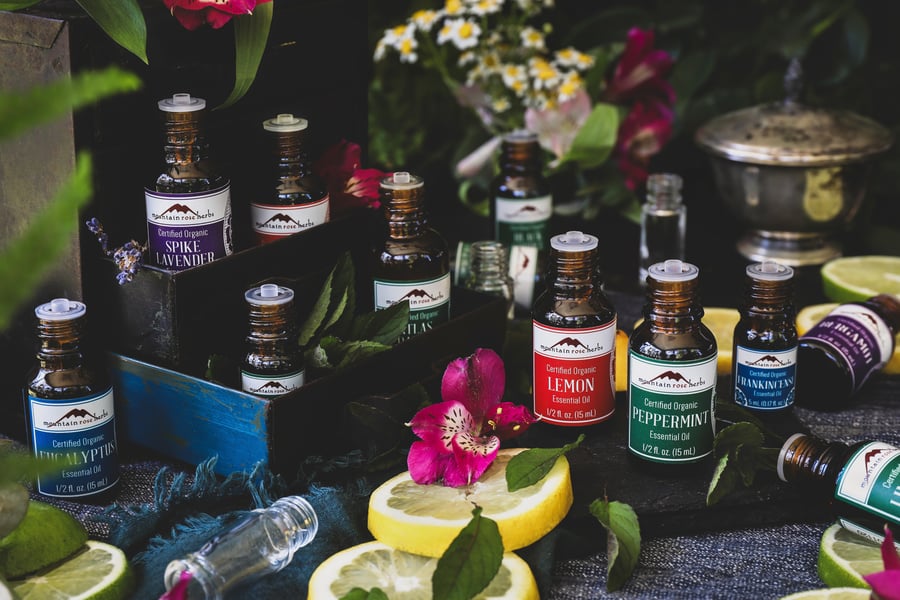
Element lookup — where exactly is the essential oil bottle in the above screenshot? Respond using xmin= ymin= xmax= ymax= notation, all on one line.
xmin=241 ymin=284 xmax=304 ymax=397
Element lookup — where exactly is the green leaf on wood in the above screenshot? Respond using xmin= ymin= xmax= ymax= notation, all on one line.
xmin=432 ymin=506 xmax=503 ymax=600
xmin=350 ymin=300 xmax=410 ymax=345
xmin=589 ymin=498 xmax=641 ymax=592
xmin=506 ymin=434 xmax=584 ymax=492
xmin=217 ymin=2 xmax=273 ymax=109
xmin=76 ymin=0 xmax=148 ymax=64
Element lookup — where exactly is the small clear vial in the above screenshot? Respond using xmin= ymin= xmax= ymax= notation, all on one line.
xmin=163 ymin=496 xmax=318 ymax=599
xmin=639 ymin=173 xmax=686 ymax=286
xmin=465 ymin=240 xmax=515 ymax=319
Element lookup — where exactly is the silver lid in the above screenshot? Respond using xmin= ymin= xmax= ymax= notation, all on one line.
xmin=550 ymin=230 xmax=598 ymax=252
xmin=35 ymin=298 xmax=86 ymax=321
xmin=158 ymin=93 xmax=206 ymax=112
xmin=648 ymin=259 xmax=698 ymax=282
xmin=245 ymin=284 xmax=294 ymax=306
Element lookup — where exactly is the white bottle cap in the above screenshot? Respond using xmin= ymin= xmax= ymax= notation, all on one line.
xmin=550 ymin=230 xmax=598 ymax=252
xmin=747 ymin=260 xmax=793 ymax=281
xmin=380 ymin=171 xmax=424 ymax=190
xmin=245 ymin=284 xmax=294 ymax=306
xmin=648 ymin=259 xmax=699 ymax=282
xmin=158 ymin=93 xmax=206 ymax=112
xmin=35 ymin=298 xmax=86 ymax=320
xmin=263 ymin=113 xmax=308 ymax=132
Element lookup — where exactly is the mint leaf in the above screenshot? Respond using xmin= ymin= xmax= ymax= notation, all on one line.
xmin=338 ymin=588 xmax=388 ymax=600
xmin=713 ymin=422 xmax=764 ymax=460
xmin=297 ymin=269 xmax=335 ymax=349
xmin=327 ymin=252 xmax=357 ymax=339
xmin=589 ymin=498 xmax=641 ymax=591
xmin=707 ymin=453 xmax=740 ymax=506
xmin=506 ymin=434 xmax=584 ymax=492
xmin=432 ymin=506 xmax=503 ymax=600
xmin=350 ymin=300 xmax=410 ymax=344
xmin=707 ymin=422 xmax=782 ymax=505
xmin=335 ymin=340 xmax=392 ymax=370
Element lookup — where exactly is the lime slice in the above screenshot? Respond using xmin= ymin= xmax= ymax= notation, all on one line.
xmin=797 ymin=303 xmax=900 ymax=375
xmin=368 ymin=448 xmax=573 ymax=557
xmin=0 ymin=500 xmax=88 ymax=578
xmin=817 ymin=523 xmax=883 ymax=589
xmin=821 ymin=256 xmax=900 ymax=303
xmin=308 ymin=540 xmax=539 ymax=600
xmin=779 ymin=588 xmax=871 ymax=600
xmin=10 ymin=541 xmax=133 ymax=600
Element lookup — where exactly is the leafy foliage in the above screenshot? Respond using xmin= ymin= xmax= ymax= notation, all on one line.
xmin=217 ymin=2 xmax=273 ymax=109
xmin=589 ymin=498 xmax=641 ymax=591
xmin=505 ymin=434 xmax=584 ymax=493
xmin=432 ymin=506 xmax=503 ymax=600
xmin=76 ymin=0 xmax=148 ymax=64
xmin=706 ymin=417 xmax=783 ymax=507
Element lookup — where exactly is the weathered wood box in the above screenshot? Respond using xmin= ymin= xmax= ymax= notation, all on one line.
xmin=109 ymin=288 xmax=507 ymax=476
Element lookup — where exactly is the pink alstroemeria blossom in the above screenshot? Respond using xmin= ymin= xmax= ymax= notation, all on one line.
xmin=407 ymin=348 xmax=535 ymax=487
xmin=614 ymin=99 xmax=674 ymax=190
xmin=313 ymin=140 xmax=386 ymax=213
xmin=164 ymin=0 xmax=272 ymax=31
xmin=525 ymin=88 xmax=592 ymax=164
xmin=863 ymin=525 xmax=900 ymax=600
xmin=602 ymin=28 xmax=675 ymax=106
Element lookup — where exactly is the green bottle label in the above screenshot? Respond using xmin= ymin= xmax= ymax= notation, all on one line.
xmin=494 ymin=195 xmax=552 ymax=248
xmin=628 ymin=352 xmax=717 ymax=463
xmin=835 ymin=442 xmax=900 ymax=524
xmin=373 ymin=274 xmax=451 ymax=342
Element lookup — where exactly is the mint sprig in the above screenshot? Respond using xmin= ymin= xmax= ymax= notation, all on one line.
xmin=707 ymin=421 xmax=782 ymax=506
xmin=505 ymin=434 xmax=584 ymax=492
xmin=589 ymin=498 xmax=641 ymax=591
xmin=432 ymin=506 xmax=503 ymax=600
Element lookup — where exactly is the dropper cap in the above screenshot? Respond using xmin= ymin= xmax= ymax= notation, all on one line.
xmin=158 ymin=93 xmax=206 ymax=112
xmin=245 ymin=284 xmax=294 ymax=306
xmin=380 ymin=171 xmax=424 ymax=190
xmin=747 ymin=260 xmax=793 ymax=281
xmin=263 ymin=113 xmax=308 ymax=132
xmin=648 ymin=259 xmax=699 ymax=282
xmin=35 ymin=298 xmax=86 ymax=321
xmin=550 ymin=230 xmax=598 ymax=252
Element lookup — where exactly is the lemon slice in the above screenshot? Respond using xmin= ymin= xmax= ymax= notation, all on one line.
xmin=10 ymin=540 xmax=133 ymax=600
xmin=797 ymin=303 xmax=900 ymax=375
xmin=817 ymin=523 xmax=883 ymax=589
xmin=633 ymin=307 xmax=739 ymax=375
xmin=307 ymin=540 xmax=539 ymax=600
xmin=821 ymin=255 xmax=900 ymax=303
xmin=615 ymin=329 xmax=628 ymax=392
xmin=368 ymin=448 xmax=573 ymax=557
xmin=779 ymin=589 xmax=871 ymax=600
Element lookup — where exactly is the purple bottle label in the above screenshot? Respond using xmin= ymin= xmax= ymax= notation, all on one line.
xmin=803 ymin=305 xmax=893 ymax=391
xmin=146 ymin=183 xmax=233 ymax=271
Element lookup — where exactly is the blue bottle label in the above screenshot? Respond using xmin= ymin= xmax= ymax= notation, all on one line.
xmin=733 ymin=345 xmax=797 ymax=410
xmin=29 ymin=388 xmax=120 ymax=498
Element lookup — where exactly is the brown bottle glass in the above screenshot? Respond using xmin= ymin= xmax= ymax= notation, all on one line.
xmin=795 ymin=294 xmax=900 ymax=410
xmin=145 ymin=93 xmax=232 ymax=270
xmin=533 ymin=231 xmax=617 ymax=427
xmin=490 ymin=130 xmax=552 ymax=312
xmin=24 ymin=299 xmax=120 ymax=503
xmin=778 ymin=433 xmax=900 ymax=543
xmin=241 ymin=284 xmax=304 ymax=397
xmin=732 ymin=260 xmax=798 ymax=419
xmin=372 ymin=172 xmax=450 ymax=343
xmin=628 ymin=260 xmax=717 ymax=471
xmin=251 ymin=114 xmax=329 ymax=244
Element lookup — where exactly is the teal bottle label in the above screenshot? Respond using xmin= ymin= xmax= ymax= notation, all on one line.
xmin=373 ymin=274 xmax=451 ymax=342
xmin=628 ymin=352 xmax=717 ymax=463
xmin=733 ymin=345 xmax=797 ymax=410
xmin=494 ymin=195 xmax=552 ymax=248
xmin=835 ymin=442 xmax=900 ymax=525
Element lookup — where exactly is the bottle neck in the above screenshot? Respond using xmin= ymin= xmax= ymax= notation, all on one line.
xmin=742 ymin=276 xmax=795 ymax=316
xmin=499 ymin=140 xmax=542 ymax=174
xmin=777 ymin=433 xmax=851 ymax=488
xmin=36 ymin=317 xmax=85 ymax=368
xmin=271 ymin=130 xmax=311 ymax=178
xmin=246 ymin=303 xmax=296 ymax=352
xmin=548 ymin=247 xmax=598 ymax=298
xmin=864 ymin=294 xmax=900 ymax=335
xmin=381 ymin=190 xmax=427 ymax=239
xmin=644 ymin=276 xmax=703 ymax=332
xmin=163 ymin=111 xmax=208 ymax=167
xmin=645 ymin=174 xmax=683 ymax=211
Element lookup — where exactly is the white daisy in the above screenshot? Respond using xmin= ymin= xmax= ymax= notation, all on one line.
xmin=443 ymin=0 xmax=467 ymax=16
xmin=458 ymin=50 xmax=478 ymax=66
xmin=555 ymin=47 xmax=594 ymax=70
xmin=556 ymin=71 xmax=583 ymax=102
xmin=440 ymin=17 xmax=482 ymax=50
xmin=470 ymin=0 xmax=502 ymax=16
xmin=397 ymin=35 xmax=419 ymax=64
xmin=528 ymin=56 xmax=560 ymax=90
xmin=492 ymin=96 xmax=512 ymax=113
xmin=410 ymin=9 xmax=440 ymax=32
xmin=501 ymin=64 xmax=527 ymax=88
xmin=373 ymin=38 xmax=387 ymax=61
xmin=520 ymin=26 xmax=546 ymax=51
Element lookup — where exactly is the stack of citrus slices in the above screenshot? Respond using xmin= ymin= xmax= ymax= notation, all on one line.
xmin=307 ymin=448 xmax=574 ymax=599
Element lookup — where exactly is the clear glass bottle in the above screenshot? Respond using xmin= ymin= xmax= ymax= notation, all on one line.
xmin=23 ymin=298 xmax=120 ymax=502
xmin=251 ymin=114 xmax=329 ymax=244
xmin=241 ymin=284 xmax=304 ymax=396
xmin=732 ymin=260 xmax=798 ymax=418
xmin=533 ymin=231 xmax=617 ymax=427
xmin=628 ymin=260 xmax=717 ymax=470
xmin=639 ymin=173 xmax=686 ymax=286
xmin=163 ymin=495 xmax=318 ymax=599
xmin=795 ymin=294 xmax=900 ymax=410
xmin=490 ymin=130 xmax=552 ymax=310
xmin=372 ymin=171 xmax=450 ymax=343
xmin=778 ymin=433 xmax=900 ymax=544
xmin=465 ymin=240 xmax=514 ymax=319
xmin=145 ymin=93 xmax=232 ymax=271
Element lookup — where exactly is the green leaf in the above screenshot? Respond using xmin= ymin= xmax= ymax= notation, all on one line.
xmin=589 ymin=499 xmax=641 ymax=592
xmin=707 ymin=453 xmax=740 ymax=506
xmin=0 ymin=1 xmax=41 ymax=9
xmin=0 ymin=153 xmax=92 ymax=331
xmin=334 ymin=340 xmax=392 ymax=370
xmin=0 ymin=67 xmax=142 ymax=142
xmin=557 ymin=103 xmax=619 ymax=169
xmin=338 ymin=588 xmax=389 ymax=600
xmin=432 ymin=506 xmax=503 ymax=600
xmin=324 ymin=252 xmax=357 ymax=338
xmin=75 ymin=0 xmax=148 ymax=64
xmin=506 ymin=434 xmax=584 ymax=492
xmin=217 ymin=1 xmax=273 ymax=109
xmin=297 ymin=269 xmax=336 ymax=349
xmin=713 ymin=422 xmax=764 ymax=460
xmin=350 ymin=300 xmax=410 ymax=345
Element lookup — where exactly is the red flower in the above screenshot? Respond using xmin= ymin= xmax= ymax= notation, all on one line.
xmin=614 ymin=99 xmax=674 ymax=190
xmin=864 ymin=525 xmax=900 ymax=600
xmin=163 ymin=0 xmax=272 ymax=31
xmin=602 ymin=28 xmax=675 ymax=105
xmin=313 ymin=140 xmax=385 ymax=212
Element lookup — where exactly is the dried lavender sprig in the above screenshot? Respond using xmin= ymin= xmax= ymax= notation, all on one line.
xmin=85 ymin=218 xmax=147 ymax=285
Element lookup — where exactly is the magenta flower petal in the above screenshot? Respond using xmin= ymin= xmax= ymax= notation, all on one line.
xmin=603 ymin=28 xmax=675 ymax=104
xmin=883 ymin=526 xmax=900 ymax=570
xmin=614 ymin=99 xmax=674 ymax=190
xmin=442 ymin=432 xmax=500 ymax=487
xmin=408 ymin=400 xmax=474 ymax=448
xmin=865 ymin=570 xmax=900 ymax=600
xmin=407 ymin=439 xmax=455 ymax=485
xmin=441 ymin=348 xmax=505 ymax=424
xmin=486 ymin=401 xmax=537 ymax=441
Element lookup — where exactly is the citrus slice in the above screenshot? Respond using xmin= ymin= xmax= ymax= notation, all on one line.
xmin=821 ymin=255 xmax=900 ymax=303
xmin=797 ymin=303 xmax=900 ymax=374
xmin=307 ymin=540 xmax=539 ymax=600
xmin=779 ymin=588 xmax=871 ymax=600
xmin=0 ymin=500 xmax=88 ymax=578
xmin=9 ymin=540 xmax=133 ymax=600
xmin=633 ymin=307 xmax=739 ymax=375
xmin=615 ymin=329 xmax=628 ymax=392
xmin=817 ymin=523 xmax=883 ymax=589
xmin=368 ymin=448 xmax=573 ymax=557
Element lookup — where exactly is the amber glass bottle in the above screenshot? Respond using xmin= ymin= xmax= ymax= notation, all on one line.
xmin=778 ymin=433 xmax=900 ymax=543
xmin=24 ymin=299 xmax=120 ymax=502
xmin=732 ymin=260 xmax=797 ymax=418
xmin=251 ymin=114 xmax=329 ymax=244
xmin=241 ymin=284 xmax=304 ymax=397
xmin=533 ymin=231 xmax=617 ymax=427
xmin=491 ymin=130 xmax=552 ymax=310
xmin=628 ymin=260 xmax=717 ymax=469
xmin=795 ymin=294 xmax=900 ymax=410
xmin=145 ymin=93 xmax=232 ymax=270
xmin=372 ymin=171 xmax=450 ymax=343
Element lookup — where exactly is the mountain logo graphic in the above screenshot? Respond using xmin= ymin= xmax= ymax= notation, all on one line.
xmin=863 ymin=447 xmax=890 ymax=474
xmin=649 ymin=371 xmax=692 ymax=384
xmin=504 ymin=205 xmax=549 ymax=218
xmin=550 ymin=337 xmax=589 ymax=351
xmin=749 ymin=355 xmax=787 ymax=366
xmin=160 ymin=204 xmax=203 ymax=217
xmin=52 ymin=408 xmax=102 ymax=425
xmin=251 ymin=381 xmax=290 ymax=393
xmin=262 ymin=213 xmax=302 ymax=227
xmin=399 ymin=289 xmax=437 ymax=301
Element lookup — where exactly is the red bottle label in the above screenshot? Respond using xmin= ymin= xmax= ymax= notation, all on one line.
xmin=533 ymin=319 xmax=616 ymax=426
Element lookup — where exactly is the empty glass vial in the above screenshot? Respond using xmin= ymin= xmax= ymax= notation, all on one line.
xmin=465 ymin=240 xmax=514 ymax=319
xmin=164 ymin=496 xmax=318 ymax=599
xmin=639 ymin=174 xmax=686 ymax=286
xmin=241 ymin=284 xmax=304 ymax=396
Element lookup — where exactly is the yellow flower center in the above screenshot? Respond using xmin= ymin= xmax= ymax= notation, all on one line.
xmin=459 ymin=22 xmax=474 ymax=39
xmin=400 ymin=38 xmax=414 ymax=55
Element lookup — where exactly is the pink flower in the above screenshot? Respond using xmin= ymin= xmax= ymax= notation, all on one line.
xmin=163 ymin=0 xmax=272 ymax=31
xmin=614 ymin=99 xmax=673 ymax=190
xmin=863 ymin=525 xmax=900 ymax=600
xmin=525 ymin=88 xmax=593 ymax=164
xmin=602 ymin=28 xmax=675 ymax=105
xmin=407 ymin=348 xmax=535 ymax=487
xmin=313 ymin=140 xmax=386 ymax=213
